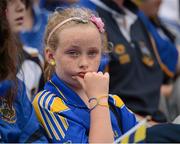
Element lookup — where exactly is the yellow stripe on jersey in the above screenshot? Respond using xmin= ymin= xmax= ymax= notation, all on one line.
xmin=39 ymin=93 xmax=61 ymax=140
xmin=44 ymin=94 xmax=69 ymax=131
xmin=33 ymin=91 xmax=53 ymax=139
xmin=45 ymin=93 xmax=54 ymax=109
xmin=44 ymin=93 xmax=68 ymax=138
xmin=59 ymin=115 xmax=69 ymax=130
xmin=49 ymin=80 xmax=67 ymax=100
xmin=49 ymin=112 xmax=66 ymax=138
xmin=50 ymin=97 xmax=69 ymax=113
xmin=37 ymin=91 xmax=69 ymax=140
xmin=43 ymin=110 xmax=61 ymax=140
xmin=112 ymin=95 xmax=124 ymax=108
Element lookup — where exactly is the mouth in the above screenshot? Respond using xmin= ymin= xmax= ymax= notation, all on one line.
xmin=77 ymin=72 xmax=86 ymax=79
xmin=15 ymin=16 xmax=24 ymax=25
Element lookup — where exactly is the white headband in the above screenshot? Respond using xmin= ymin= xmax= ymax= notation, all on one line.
xmin=47 ymin=17 xmax=88 ymax=44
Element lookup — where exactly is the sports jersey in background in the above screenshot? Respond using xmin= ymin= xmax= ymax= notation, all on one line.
xmin=0 ymin=79 xmax=48 ymax=143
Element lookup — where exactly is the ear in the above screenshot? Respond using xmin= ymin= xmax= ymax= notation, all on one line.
xmin=45 ymin=47 xmax=55 ymax=64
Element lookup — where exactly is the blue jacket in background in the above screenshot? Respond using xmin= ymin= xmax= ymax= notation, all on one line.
xmin=0 ymin=79 xmax=48 ymax=143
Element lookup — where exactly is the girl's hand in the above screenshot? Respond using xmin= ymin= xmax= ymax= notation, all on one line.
xmin=75 ymin=72 xmax=109 ymax=99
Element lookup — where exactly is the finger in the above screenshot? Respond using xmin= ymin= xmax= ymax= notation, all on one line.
xmin=92 ymin=72 xmax=97 ymax=75
xmin=104 ymin=72 xmax=109 ymax=77
xmin=98 ymin=71 xmax=103 ymax=75
xmin=73 ymin=76 xmax=85 ymax=89
xmin=104 ymin=72 xmax=109 ymax=76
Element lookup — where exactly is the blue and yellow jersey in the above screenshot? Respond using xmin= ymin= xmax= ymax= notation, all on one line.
xmin=33 ymin=74 xmax=137 ymax=143
xmin=0 ymin=79 xmax=48 ymax=143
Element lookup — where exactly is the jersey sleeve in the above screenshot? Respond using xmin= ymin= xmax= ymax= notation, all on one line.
xmin=32 ymin=90 xmax=88 ymax=143
xmin=109 ymin=94 xmax=137 ymax=133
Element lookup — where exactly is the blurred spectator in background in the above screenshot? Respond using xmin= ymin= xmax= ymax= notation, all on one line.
xmin=134 ymin=0 xmax=176 ymax=43
xmin=133 ymin=0 xmax=180 ymax=122
xmin=20 ymin=0 xmax=49 ymax=55
xmin=39 ymin=0 xmax=79 ymax=11
xmin=159 ymin=0 xmax=180 ymax=45
xmin=6 ymin=0 xmax=44 ymax=101
xmin=85 ymin=0 xmax=179 ymax=124
xmin=145 ymin=123 xmax=180 ymax=142
xmin=78 ymin=0 xmax=96 ymax=10
xmin=0 ymin=0 xmax=48 ymax=142
xmin=158 ymin=0 xmax=180 ymax=121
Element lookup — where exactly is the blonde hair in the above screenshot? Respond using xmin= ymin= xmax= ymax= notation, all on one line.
xmin=44 ymin=7 xmax=108 ymax=81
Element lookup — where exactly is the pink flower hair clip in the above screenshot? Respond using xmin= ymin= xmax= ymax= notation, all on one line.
xmin=90 ymin=15 xmax=105 ymax=33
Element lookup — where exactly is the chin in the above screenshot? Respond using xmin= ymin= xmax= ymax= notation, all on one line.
xmin=13 ymin=27 xmax=23 ymax=33
xmin=12 ymin=29 xmax=20 ymax=33
xmin=67 ymin=80 xmax=82 ymax=90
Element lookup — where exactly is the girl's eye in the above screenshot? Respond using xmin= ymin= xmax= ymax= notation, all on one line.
xmin=66 ymin=51 xmax=80 ymax=57
xmin=88 ymin=50 xmax=99 ymax=57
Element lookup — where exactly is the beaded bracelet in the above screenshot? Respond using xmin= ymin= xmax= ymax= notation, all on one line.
xmin=88 ymin=95 xmax=109 ymax=112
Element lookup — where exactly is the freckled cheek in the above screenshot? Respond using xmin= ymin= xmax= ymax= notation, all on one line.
xmin=90 ymin=59 xmax=101 ymax=71
xmin=66 ymin=64 xmax=74 ymax=71
xmin=55 ymin=59 xmax=71 ymax=70
xmin=62 ymin=61 xmax=76 ymax=73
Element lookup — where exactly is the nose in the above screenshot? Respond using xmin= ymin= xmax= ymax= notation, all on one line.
xmin=16 ymin=0 xmax=25 ymax=12
xmin=78 ymin=55 xmax=89 ymax=70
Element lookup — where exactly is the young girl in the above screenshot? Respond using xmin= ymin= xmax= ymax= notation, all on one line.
xmin=5 ymin=0 xmax=44 ymax=101
xmin=33 ymin=7 xmax=137 ymax=143
xmin=0 ymin=0 xmax=47 ymax=142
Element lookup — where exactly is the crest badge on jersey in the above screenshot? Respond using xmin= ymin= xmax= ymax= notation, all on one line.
xmin=0 ymin=97 xmax=16 ymax=123
xmin=115 ymin=44 xmax=131 ymax=64
xmin=139 ymin=41 xmax=154 ymax=67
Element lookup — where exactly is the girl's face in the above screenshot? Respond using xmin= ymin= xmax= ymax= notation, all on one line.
xmin=46 ymin=24 xmax=102 ymax=89
xmin=6 ymin=0 xmax=26 ymax=33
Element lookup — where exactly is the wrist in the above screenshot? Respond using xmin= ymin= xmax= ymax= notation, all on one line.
xmin=89 ymin=95 xmax=109 ymax=111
